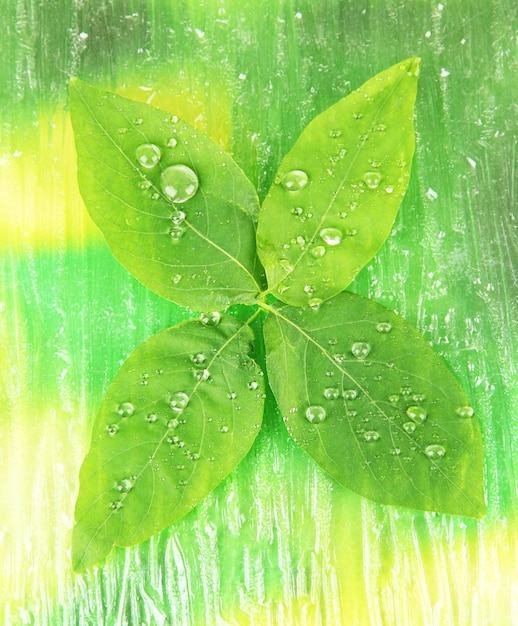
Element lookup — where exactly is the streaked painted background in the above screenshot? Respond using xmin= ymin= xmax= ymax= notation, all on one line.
xmin=1 ymin=1 xmax=516 ymax=623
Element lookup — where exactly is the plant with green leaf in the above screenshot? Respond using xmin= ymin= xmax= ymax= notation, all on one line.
xmin=69 ymin=58 xmax=485 ymax=572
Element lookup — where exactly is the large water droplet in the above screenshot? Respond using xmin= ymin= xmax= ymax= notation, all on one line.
xmin=282 ymin=169 xmax=308 ymax=192
xmin=376 ymin=322 xmax=392 ymax=333
xmin=161 ymin=164 xmax=199 ymax=203
xmin=200 ymin=311 xmax=221 ymax=326
xmin=170 ymin=392 xmax=189 ymax=411
xmin=351 ymin=341 xmax=371 ymax=359
xmin=406 ymin=405 xmax=427 ymax=424
xmin=305 ymin=405 xmax=327 ymax=424
xmin=117 ymin=402 xmax=134 ymax=417
xmin=456 ymin=405 xmax=474 ymax=418
xmin=364 ymin=430 xmax=380 ymax=442
xmin=319 ymin=227 xmax=342 ymax=246
xmin=324 ymin=387 xmax=339 ymax=400
xmin=363 ymin=171 xmax=382 ymax=189
xmin=136 ymin=143 xmax=161 ymax=168
xmin=425 ymin=444 xmax=446 ymax=459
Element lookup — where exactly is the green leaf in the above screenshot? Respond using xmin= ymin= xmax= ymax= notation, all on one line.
xmin=262 ymin=292 xmax=485 ymax=518
xmin=70 ymin=79 xmax=264 ymax=311
xmin=256 ymin=58 xmax=420 ymax=307
xmin=72 ymin=314 xmax=265 ymax=571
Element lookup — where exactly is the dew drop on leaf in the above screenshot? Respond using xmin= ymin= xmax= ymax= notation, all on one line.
xmin=169 ymin=226 xmax=185 ymax=241
xmin=363 ymin=171 xmax=382 ymax=189
xmin=194 ymin=368 xmax=210 ymax=382
xmin=456 ymin=405 xmax=474 ymax=418
xmin=389 ymin=394 xmax=400 ymax=403
xmin=220 ymin=426 xmax=229 ymax=433
xmin=351 ymin=341 xmax=371 ymax=359
xmin=324 ymin=387 xmax=339 ymax=400
xmin=135 ymin=143 xmax=161 ymax=168
xmin=310 ymin=245 xmax=326 ymax=258
xmin=403 ymin=421 xmax=417 ymax=434
xmin=248 ymin=381 xmax=259 ymax=390
xmin=160 ymin=164 xmax=199 ymax=203
xmin=406 ymin=405 xmax=427 ymax=424
xmin=200 ymin=311 xmax=221 ymax=326
xmin=308 ymin=298 xmax=322 ymax=310
xmin=170 ymin=392 xmax=189 ymax=411
xmin=106 ymin=424 xmax=119 ymax=435
xmin=146 ymin=413 xmax=157 ymax=423
xmin=305 ymin=405 xmax=327 ymax=424
xmin=116 ymin=478 xmax=133 ymax=493
xmin=171 ymin=210 xmax=186 ymax=225
xmin=281 ymin=169 xmax=308 ymax=192
xmin=319 ymin=227 xmax=342 ymax=246
xmin=117 ymin=402 xmax=134 ymax=417
xmin=191 ymin=353 xmax=205 ymax=365
xmin=343 ymin=389 xmax=358 ymax=401
xmin=376 ymin=322 xmax=392 ymax=333
xmin=110 ymin=501 xmax=122 ymax=511
xmin=167 ymin=418 xmax=179 ymax=429
xmin=424 ymin=444 xmax=446 ymax=459
xmin=364 ymin=430 xmax=380 ymax=442
xmin=167 ymin=137 xmax=178 ymax=148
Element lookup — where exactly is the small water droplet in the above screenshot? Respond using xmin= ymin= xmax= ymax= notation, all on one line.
xmin=319 ymin=227 xmax=342 ymax=246
xmin=191 ymin=453 xmax=200 ymax=461
xmin=170 ymin=391 xmax=189 ymax=411
xmin=138 ymin=179 xmax=151 ymax=190
xmin=324 ymin=387 xmax=339 ymax=400
xmin=136 ymin=143 xmax=161 ymax=168
xmin=389 ymin=394 xmax=400 ymax=404
xmin=134 ymin=118 xmax=143 ymax=125
xmin=425 ymin=444 xmax=446 ymax=459
xmin=171 ymin=210 xmax=186 ymax=225
xmin=351 ymin=342 xmax=371 ymax=359
xmin=363 ymin=171 xmax=382 ymax=189
xmin=291 ymin=206 xmax=303 ymax=216
xmin=167 ymin=418 xmax=179 ymax=429
xmin=110 ymin=501 xmax=122 ymax=511
xmin=303 ymin=284 xmax=314 ymax=294
xmin=248 ymin=381 xmax=259 ymax=390
xmin=106 ymin=424 xmax=119 ymax=435
xmin=376 ymin=322 xmax=392 ymax=333
xmin=220 ymin=426 xmax=229 ymax=433
xmin=191 ymin=353 xmax=205 ymax=365
xmin=116 ymin=478 xmax=133 ymax=492
xmin=364 ymin=430 xmax=380 ymax=442
xmin=200 ymin=311 xmax=221 ymax=326
xmin=161 ymin=164 xmax=199 ymax=203
xmin=403 ymin=421 xmax=417 ymax=434
xmin=343 ymin=389 xmax=358 ymax=401
xmin=171 ymin=115 xmax=179 ymax=123
xmin=456 ymin=405 xmax=474 ymax=418
xmin=146 ymin=413 xmax=157 ymax=423
xmin=329 ymin=129 xmax=342 ymax=138
xmin=305 ymin=405 xmax=327 ymax=424
xmin=406 ymin=406 xmax=427 ymax=424
xmin=194 ymin=368 xmax=210 ymax=382
xmin=172 ymin=274 xmax=182 ymax=284
xmin=308 ymin=298 xmax=322 ymax=310
xmin=281 ymin=169 xmax=308 ymax=192
xmin=227 ymin=392 xmax=237 ymax=400
xmin=169 ymin=226 xmax=185 ymax=241
xmin=117 ymin=402 xmax=134 ymax=417
xmin=167 ymin=137 xmax=178 ymax=148
xmin=310 ymin=245 xmax=326 ymax=258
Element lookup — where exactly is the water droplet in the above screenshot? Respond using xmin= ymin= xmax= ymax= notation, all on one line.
xmin=363 ymin=171 xmax=382 ymax=189
xmin=319 ymin=227 xmax=342 ymax=246
xmin=171 ymin=210 xmax=186 ymax=225
xmin=291 ymin=206 xmax=303 ymax=216
xmin=191 ymin=453 xmax=200 ymax=461
xmin=310 ymin=245 xmax=326 ymax=259
xmin=227 ymin=392 xmax=237 ymax=399
xmin=194 ymin=368 xmax=210 ymax=382
xmin=173 ymin=274 xmax=182 ymax=284
xmin=308 ymin=298 xmax=322 ymax=310
xmin=376 ymin=322 xmax=392 ymax=333
xmin=425 ymin=444 xmax=446 ymax=459
xmin=324 ymin=387 xmax=339 ymax=400
xmin=146 ymin=413 xmax=157 ymax=423
xmin=136 ymin=143 xmax=161 ymax=168
xmin=117 ymin=402 xmax=134 ymax=417
xmin=343 ymin=389 xmax=358 ymax=401
xmin=305 ymin=405 xmax=327 ymax=424
xmin=161 ymin=164 xmax=199 ymax=203
xmin=134 ymin=118 xmax=143 ymax=125
xmin=171 ymin=115 xmax=179 ymax=123
xmin=220 ymin=426 xmax=229 ymax=433
xmin=456 ymin=405 xmax=474 ymax=418
xmin=170 ymin=391 xmax=189 ymax=411
xmin=167 ymin=418 xmax=179 ymax=429
xmin=351 ymin=342 xmax=371 ymax=359
xmin=403 ymin=421 xmax=417 ymax=434
xmin=169 ymin=226 xmax=185 ymax=241
xmin=364 ymin=430 xmax=380 ymax=442
xmin=281 ymin=169 xmax=308 ymax=192
xmin=191 ymin=353 xmax=205 ymax=365
xmin=167 ymin=137 xmax=178 ymax=148
xmin=406 ymin=406 xmax=427 ymax=424
xmin=116 ymin=478 xmax=133 ymax=492
xmin=110 ymin=501 xmax=122 ymax=511
xmin=385 ymin=186 xmax=394 ymax=194
xmin=138 ymin=179 xmax=151 ymax=190
xmin=329 ymin=129 xmax=342 ymax=138
xmin=200 ymin=311 xmax=221 ymax=326
xmin=303 ymin=284 xmax=314 ymax=294
xmin=106 ymin=424 xmax=119 ymax=435
xmin=248 ymin=381 xmax=259 ymax=390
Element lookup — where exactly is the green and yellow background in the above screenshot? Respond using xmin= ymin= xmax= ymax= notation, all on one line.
xmin=1 ymin=1 xmax=517 ymax=624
